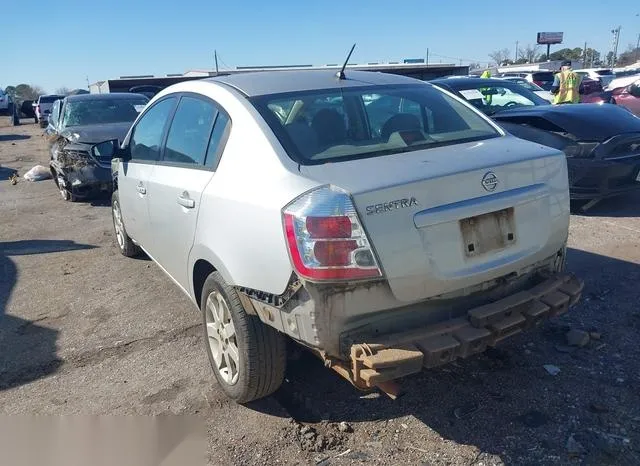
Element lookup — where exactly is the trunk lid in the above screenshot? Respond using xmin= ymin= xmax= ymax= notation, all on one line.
xmin=299 ymin=136 xmax=569 ymax=302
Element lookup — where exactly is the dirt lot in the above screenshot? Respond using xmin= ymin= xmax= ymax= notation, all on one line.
xmin=1 ymin=120 xmax=640 ymax=465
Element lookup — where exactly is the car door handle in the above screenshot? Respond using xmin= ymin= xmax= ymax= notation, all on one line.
xmin=136 ymin=184 xmax=146 ymax=194
xmin=177 ymin=192 xmax=195 ymax=209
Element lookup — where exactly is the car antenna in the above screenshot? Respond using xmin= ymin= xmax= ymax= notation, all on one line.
xmin=336 ymin=44 xmax=356 ymax=80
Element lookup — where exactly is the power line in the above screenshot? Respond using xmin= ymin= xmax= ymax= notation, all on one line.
xmin=429 ymin=52 xmax=491 ymax=65
xmin=214 ymin=53 xmax=232 ymax=71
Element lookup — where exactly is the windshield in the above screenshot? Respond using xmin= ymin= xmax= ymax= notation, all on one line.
xmin=445 ymin=82 xmax=549 ymax=116
xmin=61 ymin=97 xmax=148 ymax=127
xmin=596 ymin=69 xmax=614 ymax=76
xmin=251 ymin=84 xmax=499 ymax=165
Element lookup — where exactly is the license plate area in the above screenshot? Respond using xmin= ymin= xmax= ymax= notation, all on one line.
xmin=460 ymin=207 xmax=516 ymax=258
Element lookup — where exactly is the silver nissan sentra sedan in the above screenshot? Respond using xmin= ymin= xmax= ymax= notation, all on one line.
xmin=100 ymin=70 xmax=583 ymax=402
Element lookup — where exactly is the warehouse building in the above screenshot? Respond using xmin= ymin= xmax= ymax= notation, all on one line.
xmin=90 ymin=61 xmax=469 ymax=94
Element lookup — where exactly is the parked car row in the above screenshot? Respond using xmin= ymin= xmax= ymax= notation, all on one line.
xmin=431 ymin=77 xmax=640 ymax=208
xmin=37 ymin=68 xmax=640 ymax=404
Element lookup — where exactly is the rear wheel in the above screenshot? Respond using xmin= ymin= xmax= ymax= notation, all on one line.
xmin=201 ymin=271 xmax=286 ymax=403
xmin=111 ymin=191 xmax=140 ymax=257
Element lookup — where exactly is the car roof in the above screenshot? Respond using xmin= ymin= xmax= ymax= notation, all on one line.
xmin=207 ymin=70 xmax=423 ymax=97
xmin=64 ymin=92 xmax=147 ymax=102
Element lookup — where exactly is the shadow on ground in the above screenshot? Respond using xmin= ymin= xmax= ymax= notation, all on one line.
xmin=0 ymin=134 xmax=30 ymax=142
xmin=0 ymin=239 xmax=97 ymax=391
xmin=250 ymin=247 xmax=640 ymax=464
xmin=0 ymin=166 xmax=18 ymax=179
xmin=573 ymin=190 xmax=640 ymax=218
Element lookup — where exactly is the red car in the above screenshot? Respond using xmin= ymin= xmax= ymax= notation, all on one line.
xmin=579 ymin=77 xmax=611 ymax=104
xmin=610 ymin=78 xmax=640 ymax=116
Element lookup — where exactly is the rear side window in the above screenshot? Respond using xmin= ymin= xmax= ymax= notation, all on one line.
xmin=251 ymin=84 xmax=499 ymax=165
xmin=164 ymin=96 xmax=217 ymax=166
xmin=205 ymin=111 xmax=231 ymax=169
xmin=130 ymin=98 xmax=176 ymax=162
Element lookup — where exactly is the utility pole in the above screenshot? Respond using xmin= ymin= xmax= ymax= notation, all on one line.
xmin=515 ymin=41 xmax=518 ymax=62
xmin=86 ymin=76 xmax=90 ymax=91
xmin=426 ymin=48 xmax=429 ymax=65
xmin=583 ymin=41 xmax=587 ymax=68
xmin=611 ymin=26 xmax=621 ymax=67
xmin=214 ymin=50 xmax=219 ymax=74
xmin=636 ymin=32 xmax=640 ymax=63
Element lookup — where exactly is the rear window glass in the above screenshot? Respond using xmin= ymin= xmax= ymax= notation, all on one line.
xmin=532 ymin=72 xmax=554 ymax=81
xmin=596 ymin=69 xmax=614 ymax=75
xmin=40 ymin=95 xmax=62 ymax=103
xmin=251 ymin=84 xmax=499 ymax=165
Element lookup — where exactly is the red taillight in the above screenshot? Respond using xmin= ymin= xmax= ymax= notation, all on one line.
xmin=533 ymin=80 xmax=544 ymax=87
xmin=314 ymin=240 xmax=357 ymax=266
xmin=306 ymin=216 xmax=351 ymax=238
xmin=283 ymin=186 xmax=382 ymax=281
xmin=36 ymin=105 xmax=40 ymax=113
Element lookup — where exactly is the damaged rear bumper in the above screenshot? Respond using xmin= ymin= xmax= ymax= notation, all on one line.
xmin=327 ymin=272 xmax=583 ymax=390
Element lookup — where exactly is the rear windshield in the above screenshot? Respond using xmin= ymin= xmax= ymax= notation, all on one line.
xmin=40 ymin=95 xmax=62 ymax=103
xmin=250 ymin=84 xmax=499 ymax=165
xmin=596 ymin=69 xmax=614 ymax=76
xmin=532 ymin=72 xmax=554 ymax=81
xmin=61 ymin=97 xmax=148 ymax=127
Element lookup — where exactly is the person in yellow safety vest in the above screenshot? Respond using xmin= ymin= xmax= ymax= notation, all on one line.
xmin=550 ymin=60 xmax=584 ymax=104
xmin=480 ymin=70 xmax=492 ymax=105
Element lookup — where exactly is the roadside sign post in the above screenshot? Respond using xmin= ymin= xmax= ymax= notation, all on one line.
xmin=537 ymin=32 xmax=564 ymax=62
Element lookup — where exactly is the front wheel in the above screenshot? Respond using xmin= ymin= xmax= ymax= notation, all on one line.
xmin=201 ymin=271 xmax=286 ymax=403
xmin=54 ymin=172 xmax=77 ymax=202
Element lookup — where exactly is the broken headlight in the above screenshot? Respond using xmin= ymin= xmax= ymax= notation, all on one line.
xmin=564 ymin=142 xmax=599 ymax=158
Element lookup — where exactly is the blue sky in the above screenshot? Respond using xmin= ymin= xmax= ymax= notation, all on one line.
xmin=4 ymin=0 xmax=640 ymax=93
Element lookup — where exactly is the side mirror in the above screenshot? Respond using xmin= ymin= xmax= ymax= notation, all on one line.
xmin=91 ymin=139 xmax=119 ymax=159
xmin=628 ymin=84 xmax=640 ymax=98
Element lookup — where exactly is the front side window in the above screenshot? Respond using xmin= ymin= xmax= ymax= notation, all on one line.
xmin=251 ymin=84 xmax=499 ymax=165
xmin=49 ymin=100 xmax=60 ymax=127
xmin=61 ymin=97 xmax=148 ymax=127
xmin=130 ymin=97 xmax=176 ymax=162
xmin=164 ymin=96 xmax=217 ymax=165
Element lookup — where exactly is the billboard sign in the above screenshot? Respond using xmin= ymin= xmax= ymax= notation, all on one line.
xmin=537 ymin=32 xmax=563 ymax=45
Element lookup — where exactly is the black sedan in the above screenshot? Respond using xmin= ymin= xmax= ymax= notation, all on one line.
xmin=431 ymin=78 xmax=640 ymax=208
xmin=47 ymin=93 xmax=148 ymax=201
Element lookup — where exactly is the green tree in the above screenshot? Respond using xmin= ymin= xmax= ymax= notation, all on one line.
xmin=616 ymin=45 xmax=640 ymax=67
xmin=13 ymin=84 xmax=44 ymax=101
xmin=548 ymin=47 xmax=584 ymax=61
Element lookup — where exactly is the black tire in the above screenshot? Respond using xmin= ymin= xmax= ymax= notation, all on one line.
xmin=111 ymin=191 xmax=140 ymax=257
xmin=201 ymin=271 xmax=286 ymax=403
xmin=53 ymin=171 xmax=78 ymax=202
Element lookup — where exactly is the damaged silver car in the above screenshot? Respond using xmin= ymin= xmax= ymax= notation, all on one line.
xmin=48 ymin=93 xmax=148 ymax=201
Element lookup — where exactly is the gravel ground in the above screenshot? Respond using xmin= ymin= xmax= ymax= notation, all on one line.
xmin=1 ymin=120 xmax=639 ymax=465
